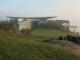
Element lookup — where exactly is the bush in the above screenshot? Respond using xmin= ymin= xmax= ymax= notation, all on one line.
xmin=20 ymin=29 xmax=31 ymax=34
xmin=58 ymin=36 xmax=63 ymax=40
xmin=63 ymin=35 xmax=80 ymax=44
xmin=66 ymin=35 xmax=72 ymax=41
xmin=0 ymin=24 xmax=16 ymax=33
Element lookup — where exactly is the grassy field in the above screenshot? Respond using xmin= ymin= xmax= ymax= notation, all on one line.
xmin=0 ymin=28 xmax=79 ymax=60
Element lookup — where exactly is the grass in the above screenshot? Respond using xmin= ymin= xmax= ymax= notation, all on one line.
xmin=0 ymin=28 xmax=79 ymax=60
xmin=32 ymin=28 xmax=73 ymax=39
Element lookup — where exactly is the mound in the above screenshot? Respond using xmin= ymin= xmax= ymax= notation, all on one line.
xmin=46 ymin=40 xmax=75 ymax=46
xmin=43 ymin=40 xmax=80 ymax=57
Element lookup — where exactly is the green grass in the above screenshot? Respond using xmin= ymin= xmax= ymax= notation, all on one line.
xmin=0 ymin=28 xmax=79 ymax=60
xmin=32 ymin=28 xmax=73 ymax=39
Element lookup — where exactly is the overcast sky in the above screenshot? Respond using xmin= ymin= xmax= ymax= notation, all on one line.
xmin=0 ymin=0 xmax=80 ymax=32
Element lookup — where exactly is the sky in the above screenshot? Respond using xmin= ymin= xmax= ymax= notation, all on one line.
xmin=0 ymin=0 xmax=80 ymax=32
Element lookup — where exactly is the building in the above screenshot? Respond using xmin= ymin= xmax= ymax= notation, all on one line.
xmin=7 ymin=16 xmax=56 ymax=33
xmin=0 ymin=16 xmax=75 ymax=34
xmin=54 ymin=20 xmax=70 ymax=30
xmin=31 ymin=16 xmax=56 ymax=28
xmin=45 ymin=20 xmax=70 ymax=30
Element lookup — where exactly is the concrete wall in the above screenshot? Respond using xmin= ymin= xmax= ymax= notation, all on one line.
xmin=19 ymin=19 xmax=31 ymax=31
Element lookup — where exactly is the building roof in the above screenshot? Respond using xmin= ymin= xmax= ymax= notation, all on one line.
xmin=7 ymin=16 xmax=56 ymax=19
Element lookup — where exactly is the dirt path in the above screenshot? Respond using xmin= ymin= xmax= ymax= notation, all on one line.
xmin=64 ymin=45 xmax=80 ymax=57
xmin=44 ymin=40 xmax=80 ymax=57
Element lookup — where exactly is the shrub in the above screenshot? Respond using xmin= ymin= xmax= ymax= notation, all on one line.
xmin=20 ymin=29 xmax=31 ymax=34
xmin=58 ymin=36 xmax=63 ymax=40
xmin=0 ymin=24 xmax=16 ymax=33
xmin=66 ymin=35 xmax=72 ymax=41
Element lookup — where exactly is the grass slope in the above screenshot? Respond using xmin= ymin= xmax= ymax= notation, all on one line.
xmin=0 ymin=28 xmax=79 ymax=60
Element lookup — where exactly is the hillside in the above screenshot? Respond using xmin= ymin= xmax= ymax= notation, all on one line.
xmin=0 ymin=28 xmax=79 ymax=60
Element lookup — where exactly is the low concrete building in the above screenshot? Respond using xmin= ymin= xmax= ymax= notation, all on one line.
xmin=0 ymin=16 xmax=74 ymax=33
xmin=7 ymin=16 xmax=56 ymax=33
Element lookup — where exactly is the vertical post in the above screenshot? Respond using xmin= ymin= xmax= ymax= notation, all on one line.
xmin=67 ymin=21 xmax=69 ymax=31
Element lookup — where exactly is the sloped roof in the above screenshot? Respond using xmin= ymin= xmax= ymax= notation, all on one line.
xmin=7 ymin=16 xmax=56 ymax=19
